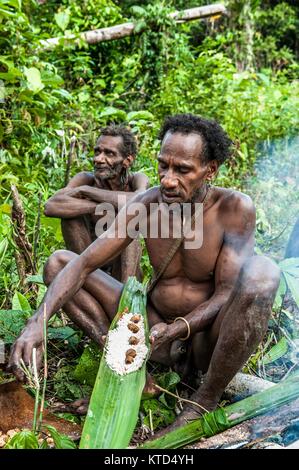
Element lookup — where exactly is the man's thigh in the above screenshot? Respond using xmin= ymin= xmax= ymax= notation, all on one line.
xmin=191 ymin=303 xmax=227 ymax=372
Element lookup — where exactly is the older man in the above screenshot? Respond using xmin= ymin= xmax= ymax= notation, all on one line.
xmin=9 ymin=114 xmax=279 ymax=430
xmin=44 ymin=124 xmax=149 ymax=281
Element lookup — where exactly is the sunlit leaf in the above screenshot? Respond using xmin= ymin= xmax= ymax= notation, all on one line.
xmin=262 ymin=337 xmax=288 ymax=365
xmin=5 ymin=430 xmax=39 ymax=449
xmin=12 ymin=291 xmax=31 ymax=312
xmin=24 ymin=67 xmax=44 ymax=93
xmin=54 ymin=9 xmax=70 ymax=32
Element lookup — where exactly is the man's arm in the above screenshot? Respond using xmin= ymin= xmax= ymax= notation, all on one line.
xmin=45 ymin=172 xmax=150 ymax=218
xmin=69 ymin=172 xmax=150 ymax=209
xmin=44 ymin=172 xmax=97 ymax=218
xmin=151 ymin=193 xmax=256 ymax=347
xmin=8 ymin=189 xmax=156 ymax=378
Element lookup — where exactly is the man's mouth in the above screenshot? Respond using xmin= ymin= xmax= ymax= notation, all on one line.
xmin=94 ymin=166 xmax=110 ymax=172
xmin=161 ymin=191 xmax=182 ymax=202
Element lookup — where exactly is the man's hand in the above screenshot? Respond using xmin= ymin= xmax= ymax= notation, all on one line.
xmin=66 ymin=186 xmax=88 ymax=200
xmin=149 ymin=322 xmax=172 ymax=352
xmin=7 ymin=318 xmax=44 ymax=382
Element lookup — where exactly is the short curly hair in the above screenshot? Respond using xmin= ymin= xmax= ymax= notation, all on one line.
xmin=159 ymin=114 xmax=232 ymax=165
xmin=100 ymin=124 xmax=137 ymax=159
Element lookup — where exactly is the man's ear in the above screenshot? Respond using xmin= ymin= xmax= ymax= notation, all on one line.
xmin=206 ymin=160 xmax=219 ymax=181
xmin=123 ymin=154 xmax=134 ymax=169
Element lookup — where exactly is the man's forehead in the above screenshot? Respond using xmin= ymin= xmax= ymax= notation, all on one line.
xmin=161 ymin=131 xmax=204 ymax=159
xmin=96 ymin=135 xmax=123 ymax=148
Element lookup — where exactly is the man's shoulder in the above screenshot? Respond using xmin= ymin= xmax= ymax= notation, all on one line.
xmin=129 ymin=186 xmax=160 ymax=204
xmin=217 ymin=187 xmax=255 ymax=214
xmin=216 ymin=187 xmax=256 ymax=232
xmin=67 ymin=171 xmax=95 ymax=188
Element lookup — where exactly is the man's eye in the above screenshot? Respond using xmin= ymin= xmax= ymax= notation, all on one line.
xmin=178 ymin=168 xmax=189 ymax=174
xmin=159 ymin=163 xmax=167 ymax=170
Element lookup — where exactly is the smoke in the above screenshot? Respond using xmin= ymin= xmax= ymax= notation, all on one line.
xmin=246 ymin=135 xmax=299 ymax=260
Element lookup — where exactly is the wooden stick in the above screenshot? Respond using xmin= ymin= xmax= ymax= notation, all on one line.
xmin=40 ymin=4 xmax=227 ymax=49
xmin=11 ymin=185 xmax=34 ymax=284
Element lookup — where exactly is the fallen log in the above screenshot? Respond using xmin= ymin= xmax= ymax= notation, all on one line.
xmin=140 ymin=371 xmax=299 ymax=449
xmin=40 ymin=4 xmax=227 ymax=50
xmin=224 ymin=372 xmax=273 ymax=402
xmin=188 ymin=396 xmax=299 ymax=449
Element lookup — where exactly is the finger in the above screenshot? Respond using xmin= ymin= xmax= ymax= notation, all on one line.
xmin=23 ymin=343 xmax=34 ymax=367
xmin=149 ymin=335 xmax=154 ymax=344
xmin=7 ymin=347 xmax=26 ymax=382
xmin=7 ymin=342 xmax=23 ymax=371
xmin=12 ymin=365 xmax=26 ymax=382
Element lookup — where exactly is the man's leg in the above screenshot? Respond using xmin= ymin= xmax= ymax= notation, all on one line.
xmin=44 ymin=250 xmax=160 ymax=414
xmin=43 ymin=249 xmax=123 ymax=346
xmin=61 ymin=217 xmax=93 ymax=254
xmin=120 ymin=239 xmax=143 ymax=282
xmin=165 ymin=255 xmax=280 ymax=427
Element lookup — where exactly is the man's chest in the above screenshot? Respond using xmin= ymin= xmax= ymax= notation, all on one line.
xmin=146 ymin=216 xmax=224 ymax=282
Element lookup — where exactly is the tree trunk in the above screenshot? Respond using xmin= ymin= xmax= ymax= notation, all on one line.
xmin=11 ymin=185 xmax=35 ymax=285
xmin=40 ymin=4 xmax=227 ymax=50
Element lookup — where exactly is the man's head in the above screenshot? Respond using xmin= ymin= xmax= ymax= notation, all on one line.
xmin=93 ymin=124 xmax=137 ymax=184
xmin=158 ymin=114 xmax=232 ymax=203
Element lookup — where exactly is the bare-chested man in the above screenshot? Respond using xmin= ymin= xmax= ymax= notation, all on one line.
xmin=44 ymin=124 xmax=149 ymax=281
xmin=8 ymin=114 xmax=280 ymax=431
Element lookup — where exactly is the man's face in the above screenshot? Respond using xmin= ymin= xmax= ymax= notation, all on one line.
xmin=158 ymin=131 xmax=212 ymax=204
xmin=93 ymin=135 xmax=126 ymax=180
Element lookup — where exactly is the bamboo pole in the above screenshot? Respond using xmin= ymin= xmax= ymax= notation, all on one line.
xmin=40 ymin=4 xmax=227 ymax=50
xmin=140 ymin=372 xmax=299 ymax=449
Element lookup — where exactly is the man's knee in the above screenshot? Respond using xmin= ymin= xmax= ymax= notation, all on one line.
xmin=240 ymin=255 xmax=280 ymax=300
xmin=43 ymin=249 xmax=74 ymax=286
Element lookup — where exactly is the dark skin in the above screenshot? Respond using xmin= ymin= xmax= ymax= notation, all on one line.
xmin=8 ymin=131 xmax=280 ymax=433
xmin=44 ymin=134 xmax=149 ymax=281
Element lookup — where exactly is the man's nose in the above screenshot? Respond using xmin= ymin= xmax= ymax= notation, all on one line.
xmin=161 ymin=172 xmax=178 ymax=189
xmin=94 ymin=152 xmax=106 ymax=164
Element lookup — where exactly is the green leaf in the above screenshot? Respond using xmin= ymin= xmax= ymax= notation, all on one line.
xmin=99 ymin=106 xmax=127 ymax=120
xmin=73 ymin=343 xmax=101 ymax=386
xmin=262 ymin=337 xmax=288 ymax=365
xmin=12 ymin=291 xmax=31 ymax=312
xmin=26 ymin=274 xmax=44 ymax=284
xmin=53 ymin=365 xmax=91 ymax=401
xmin=48 ymin=326 xmax=80 ymax=350
xmin=284 ymin=272 xmax=299 ymax=308
xmin=24 ymin=67 xmax=44 ymax=93
xmin=142 ymin=398 xmax=176 ymax=430
xmin=5 ymin=430 xmax=39 ymax=449
xmin=42 ymin=424 xmax=76 ymax=449
xmin=130 ymin=6 xmax=146 ymax=17
xmin=54 ymin=9 xmax=70 ymax=32
xmin=0 ymin=309 xmax=30 ymax=343
xmin=273 ymin=275 xmax=287 ymax=310
xmin=0 ymin=237 xmax=8 ymax=265
xmin=127 ymin=110 xmax=154 ymax=122
xmin=279 ymin=257 xmax=299 ymax=270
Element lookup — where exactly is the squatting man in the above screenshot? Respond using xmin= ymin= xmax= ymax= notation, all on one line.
xmin=8 ymin=114 xmax=280 ymax=433
xmin=44 ymin=124 xmax=149 ymax=282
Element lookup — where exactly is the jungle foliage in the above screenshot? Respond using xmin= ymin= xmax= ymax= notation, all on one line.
xmin=0 ymin=0 xmax=299 ymax=447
